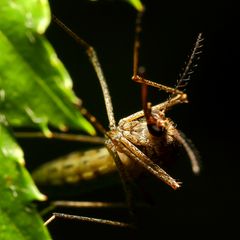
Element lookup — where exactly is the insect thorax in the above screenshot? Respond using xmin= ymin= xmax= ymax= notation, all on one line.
xmin=108 ymin=113 xmax=178 ymax=168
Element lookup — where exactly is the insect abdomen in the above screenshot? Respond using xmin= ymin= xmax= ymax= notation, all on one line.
xmin=32 ymin=147 xmax=117 ymax=185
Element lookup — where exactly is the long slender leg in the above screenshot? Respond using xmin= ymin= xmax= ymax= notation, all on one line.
xmin=44 ymin=213 xmax=133 ymax=228
xmin=41 ymin=200 xmax=149 ymax=218
xmin=105 ymin=143 xmax=139 ymax=226
xmin=50 ymin=201 xmax=127 ymax=209
xmin=132 ymin=30 xmax=203 ymax=175
xmin=107 ymin=132 xmax=180 ymax=190
xmin=131 ymin=5 xmax=184 ymax=96
xmin=132 ymin=6 xmax=184 ymax=123
xmin=119 ymin=137 xmax=181 ymax=189
xmin=133 ymin=75 xmax=185 ymax=96
xmin=42 ymin=14 xmax=141 ymax=224
xmin=52 ymin=15 xmax=116 ymax=130
xmin=78 ymin=106 xmax=106 ymax=135
xmin=132 ymin=21 xmax=203 ymax=119
xmin=119 ymin=93 xmax=187 ymax=124
xmin=132 ymin=33 xmax=203 ymax=95
xmin=133 ymin=9 xmax=145 ymax=77
xmin=40 ymin=142 xmax=139 ymax=228
xmin=15 ymin=131 xmax=105 ymax=144
xmin=40 ymin=201 xmax=128 ymax=217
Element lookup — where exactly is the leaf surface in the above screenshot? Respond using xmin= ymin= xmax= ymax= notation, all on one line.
xmin=0 ymin=121 xmax=51 ymax=240
xmin=0 ymin=0 xmax=95 ymax=135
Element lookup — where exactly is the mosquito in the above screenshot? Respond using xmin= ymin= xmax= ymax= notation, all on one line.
xmin=16 ymin=7 xmax=203 ymax=230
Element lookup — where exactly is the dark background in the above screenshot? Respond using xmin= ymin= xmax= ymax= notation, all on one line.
xmin=20 ymin=0 xmax=239 ymax=239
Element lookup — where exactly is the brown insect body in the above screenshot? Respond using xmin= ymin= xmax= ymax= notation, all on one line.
xmin=26 ymin=8 xmax=204 ymax=228
xmin=32 ymin=147 xmax=115 ymax=185
xmin=32 ymin=13 xmax=202 ymax=192
xmin=110 ymin=111 xmax=177 ymax=170
xmin=32 ymin=110 xmax=178 ymax=186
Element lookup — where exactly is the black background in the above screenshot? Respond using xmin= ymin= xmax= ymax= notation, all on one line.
xmin=20 ymin=0 xmax=239 ymax=239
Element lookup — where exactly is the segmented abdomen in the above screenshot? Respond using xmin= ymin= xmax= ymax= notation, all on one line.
xmin=32 ymin=147 xmax=117 ymax=185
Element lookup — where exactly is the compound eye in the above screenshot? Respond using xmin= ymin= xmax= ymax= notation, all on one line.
xmin=147 ymin=123 xmax=165 ymax=137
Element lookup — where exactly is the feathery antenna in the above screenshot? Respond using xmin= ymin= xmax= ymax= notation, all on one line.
xmin=176 ymin=33 xmax=204 ymax=90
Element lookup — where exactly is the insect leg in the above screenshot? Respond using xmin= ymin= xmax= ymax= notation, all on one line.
xmin=120 ymin=137 xmax=181 ymax=189
xmin=78 ymin=106 xmax=107 ymax=135
xmin=107 ymin=132 xmax=180 ymax=190
xmin=52 ymin=15 xmax=116 ymax=130
xmin=44 ymin=212 xmax=133 ymax=228
xmin=132 ymin=10 xmax=186 ymax=99
xmin=105 ymin=142 xmax=139 ymax=226
xmin=40 ymin=201 xmax=127 ymax=217
xmin=132 ymin=9 xmax=145 ymax=77
xmin=119 ymin=93 xmax=188 ymax=124
xmin=133 ymin=74 xmax=186 ymax=97
xmin=131 ymin=10 xmax=185 ymax=97
xmin=132 ymin=33 xmax=203 ymax=96
xmin=40 ymin=139 xmax=139 ymax=228
xmin=49 ymin=201 xmax=127 ymax=209
xmin=15 ymin=131 xmax=105 ymax=144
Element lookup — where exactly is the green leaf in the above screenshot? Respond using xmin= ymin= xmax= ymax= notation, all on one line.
xmin=0 ymin=121 xmax=51 ymax=240
xmin=0 ymin=0 xmax=95 ymax=136
xmin=125 ymin=0 xmax=144 ymax=12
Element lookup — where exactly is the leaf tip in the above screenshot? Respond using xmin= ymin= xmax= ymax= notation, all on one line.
xmin=32 ymin=188 xmax=48 ymax=202
xmin=39 ymin=124 xmax=53 ymax=138
xmin=127 ymin=0 xmax=144 ymax=12
xmin=59 ymin=124 xmax=69 ymax=132
xmin=81 ymin=120 xmax=96 ymax=136
xmin=19 ymin=158 xmax=26 ymax=166
xmin=39 ymin=193 xmax=48 ymax=201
